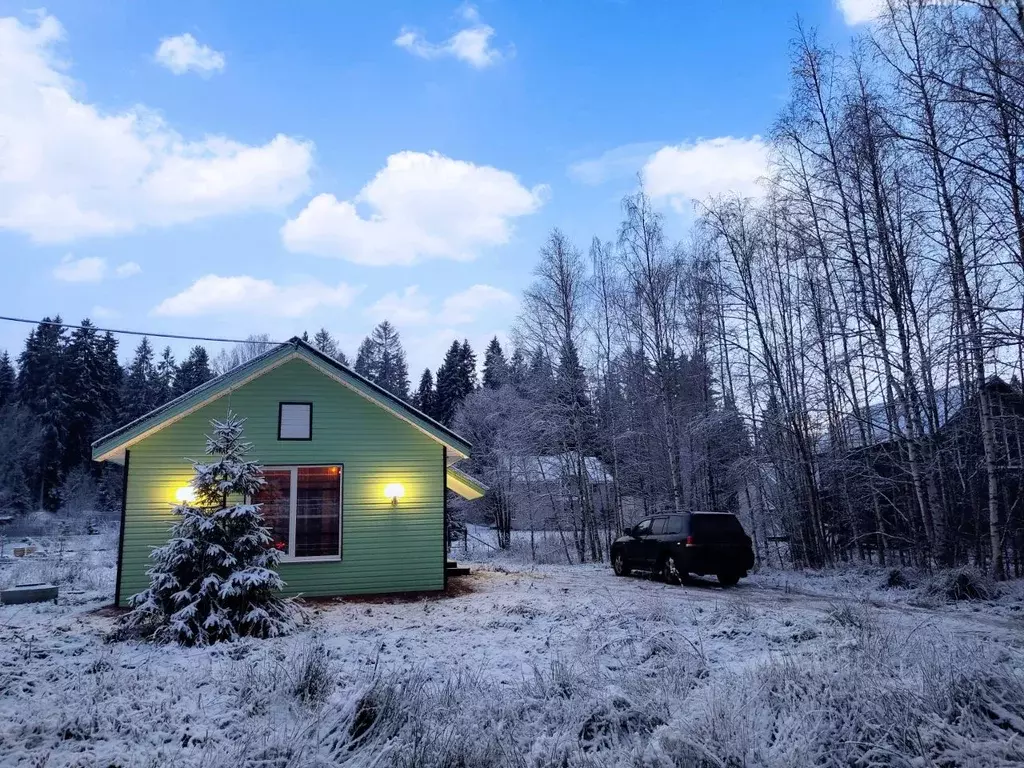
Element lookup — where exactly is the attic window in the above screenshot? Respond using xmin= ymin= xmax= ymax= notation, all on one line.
xmin=278 ymin=402 xmax=312 ymax=440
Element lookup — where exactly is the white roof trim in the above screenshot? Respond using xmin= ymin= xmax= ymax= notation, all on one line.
xmin=297 ymin=355 xmax=469 ymax=459
xmin=96 ymin=349 xmax=470 ymax=462
xmin=93 ymin=351 xmax=299 ymax=463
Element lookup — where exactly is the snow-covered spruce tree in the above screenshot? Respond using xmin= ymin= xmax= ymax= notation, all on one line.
xmin=120 ymin=412 xmax=302 ymax=645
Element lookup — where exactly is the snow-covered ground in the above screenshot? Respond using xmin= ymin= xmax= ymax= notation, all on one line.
xmin=2 ymin=534 xmax=1023 ymax=766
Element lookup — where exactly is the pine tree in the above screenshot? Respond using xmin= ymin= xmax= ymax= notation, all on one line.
xmin=509 ymin=348 xmax=527 ymax=394
xmin=63 ymin=320 xmax=107 ymax=471
xmin=460 ymin=339 xmax=478 ymax=391
xmin=354 ymin=321 xmax=410 ymax=399
xmin=413 ymin=368 xmax=436 ymax=419
xmin=374 ymin=321 xmax=409 ymax=398
xmin=312 ymin=328 xmax=343 ymax=362
xmin=17 ymin=318 xmax=68 ymax=509
xmin=435 ymin=341 xmax=462 ymax=426
xmin=0 ymin=351 xmax=14 ymax=408
xmin=95 ymin=332 xmax=122 ymax=432
xmin=0 ymin=405 xmax=40 ymax=513
xmin=482 ymin=337 xmax=509 ymax=389
xmin=155 ymin=346 xmax=177 ymax=405
xmin=119 ymin=413 xmax=302 ymax=646
xmin=174 ymin=346 xmax=214 ymax=397
xmin=354 ymin=337 xmax=376 ymax=379
xmin=526 ymin=347 xmax=555 ymax=401
xmin=121 ymin=337 xmax=159 ymax=422
xmin=555 ymin=338 xmax=595 ymax=450
xmin=435 ymin=339 xmax=476 ymax=426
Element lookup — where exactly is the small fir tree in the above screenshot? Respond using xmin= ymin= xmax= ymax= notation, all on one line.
xmin=121 ymin=337 xmax=159 ymax=421
xmin=120 ymin=412 xmax=301 ymax=645
xmin=155 ymin=346 xmax=177 ymax=404
xmin=173 ymin=345 xmax=214 ymax=397
xmin=435 ymin=339 xmax=476 ymax=426
xmin=312 ymin=327 xmax=349 ymax=364
xmin=353 ymin=321 xmax=410 ymax=398
xmin=482 ymin=337 xmax=509 ymax=390
xmin=0 ymin=351 xmax=15 ymax=408
xmin=413 ymin=368 xmax=436 ymax=419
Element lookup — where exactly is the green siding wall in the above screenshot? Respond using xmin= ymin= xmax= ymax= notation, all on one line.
xmin=117 ymin=358 xmax=444 ymax=606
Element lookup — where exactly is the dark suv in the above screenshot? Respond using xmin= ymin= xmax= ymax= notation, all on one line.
xmin=611 ymin=512 xmax=754 ymax=586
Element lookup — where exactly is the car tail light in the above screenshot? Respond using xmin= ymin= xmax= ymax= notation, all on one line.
xmin=685 ymin=535 xmax=696 ymax=547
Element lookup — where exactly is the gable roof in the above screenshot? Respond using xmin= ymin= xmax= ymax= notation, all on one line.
xmin=824 ymin=376 xmax=1019 ymax=451
xmin=92 ymin=337 xmax=472 ymax=463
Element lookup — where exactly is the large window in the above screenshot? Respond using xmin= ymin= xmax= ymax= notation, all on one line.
xmin=254 ymin=466 xmax=342 ymax=560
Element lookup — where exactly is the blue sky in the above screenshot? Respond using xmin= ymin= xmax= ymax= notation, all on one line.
xmin=0 ymin=0 xmax=877 ymax=375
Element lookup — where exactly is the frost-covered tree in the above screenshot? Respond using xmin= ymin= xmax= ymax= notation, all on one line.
xmin=120 ymin=413 xmax=302 ymax=646
xmin=211 ymin=334 xmax=274 ymax=376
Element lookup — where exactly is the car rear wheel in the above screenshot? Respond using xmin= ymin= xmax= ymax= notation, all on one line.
xmin=717 ymin=572 xmax=740 ymax=587
xmin=612 ymin=553 xmax=631 ymax=577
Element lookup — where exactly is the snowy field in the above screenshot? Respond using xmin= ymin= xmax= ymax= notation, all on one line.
xmin=2 ymin=533 xmax=1024 ymax=767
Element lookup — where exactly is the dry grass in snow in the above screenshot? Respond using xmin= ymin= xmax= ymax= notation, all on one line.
xmin=1 ymin=537 xmax=1023 ymax=766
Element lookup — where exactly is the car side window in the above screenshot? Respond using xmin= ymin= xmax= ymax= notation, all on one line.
xmin=650 ymin=517 xmax=667 ymax=535
xmin=666 ymin=516 xmax=684 ymax=534
xmin=634 ymin=519 xmax=653 ymax=536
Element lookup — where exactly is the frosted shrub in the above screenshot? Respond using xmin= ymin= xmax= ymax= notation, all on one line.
xmin=292 ymin=634 xmax=334 ymax=706
xmin=117 ymin=412 xmax=303 ymax=646
xmin=883 ymin=567 xmax=912 ymax=589
xmin=926 ymin=565 xmax=995 ymax=602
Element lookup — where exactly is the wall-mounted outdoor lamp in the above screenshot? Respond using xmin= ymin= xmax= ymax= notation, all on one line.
xmin=175 ymin=486 xmax=196 ymax=504
xmin=384 ymin=483 xmax=405 ymax=506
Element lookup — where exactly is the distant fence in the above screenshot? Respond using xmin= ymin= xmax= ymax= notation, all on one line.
xmin=0 ymin=510 xmax=121 ymax=539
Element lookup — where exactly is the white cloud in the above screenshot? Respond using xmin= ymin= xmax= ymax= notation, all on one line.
xmin=642 ymin=136 xmax=769 ymax=210
xmin=52 ymin=255 xmax=142 ymax=282
xmin=395 ymin=4 xmax=508 ymax=68
xmin=114 ymin=261 xmax=141 ymax=277
xmin=836 ymin=0 xmax=886 ymax=25
xmin=153 ymin=275 xmax=361 ymax=318
xmin=568 ymin=142 xmax=665 ymax=186
xmin=91 ymin=305 xmax=118 ymax=319
xmin=53 ymin=254 xmax=105 ymax=282
xmin=0 ymin=14 xmax=313 ymax=243
xmin=438 ymin=284 xmax=516 ymax=324
xmin=155 ymin=33 xmax=225 ymax=76
xmin=282 ymin=151 xmax=546 ymax=266
xmin=366 ymin=283 xmax=517 ymax=329
xmin=366 ymin=286 xmax=434 ymax=326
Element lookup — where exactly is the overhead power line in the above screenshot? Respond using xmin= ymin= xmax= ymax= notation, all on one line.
xmin=0 ymin=315 xmax=286 ymax=346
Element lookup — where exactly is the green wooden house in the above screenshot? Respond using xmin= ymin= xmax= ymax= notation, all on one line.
xmin=92 ymin=337 xmax=485 ymax=607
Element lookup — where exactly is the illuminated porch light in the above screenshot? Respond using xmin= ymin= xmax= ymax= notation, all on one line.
xmin=384 ymin=483 xmax=405 ymax=505
xmin=175 ymin=486 xmax=196 ymax=504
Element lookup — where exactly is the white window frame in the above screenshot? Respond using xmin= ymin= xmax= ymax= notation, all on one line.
xmin=260 ymin=464 xmax=343 ymax=563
